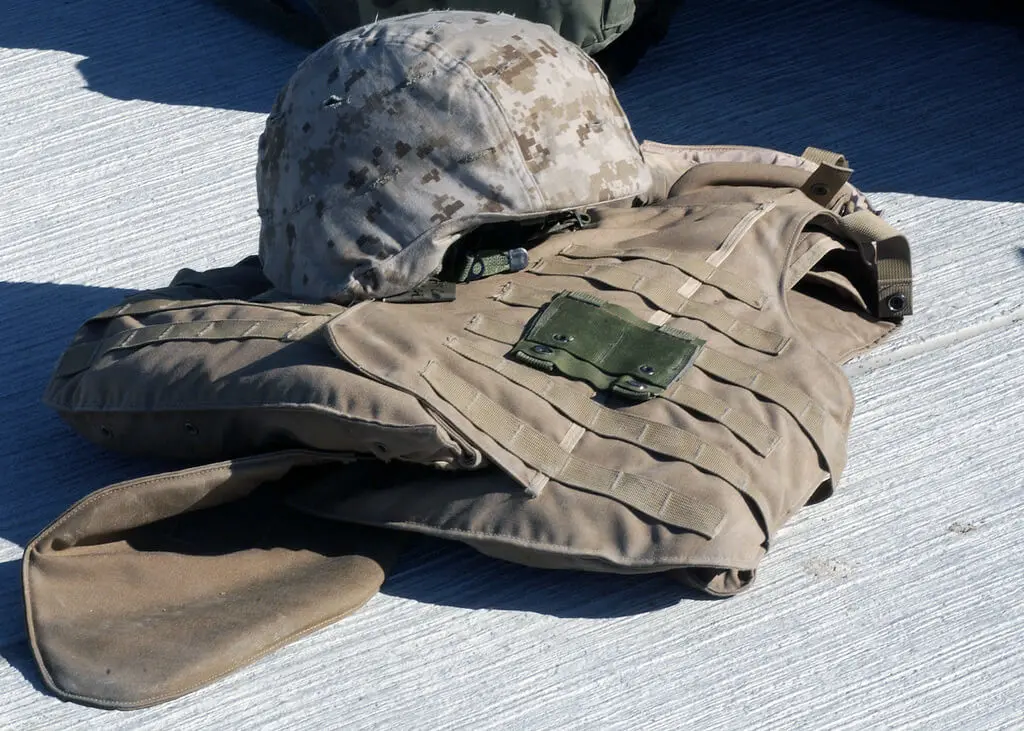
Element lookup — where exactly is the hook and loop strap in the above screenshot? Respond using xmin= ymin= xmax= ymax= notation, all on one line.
xmin=839 ymin=210 xmax=913 ymax=319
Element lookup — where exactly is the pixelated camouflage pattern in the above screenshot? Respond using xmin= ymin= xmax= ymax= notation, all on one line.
xmin=257 ymin=10 xmax=653 ymax=303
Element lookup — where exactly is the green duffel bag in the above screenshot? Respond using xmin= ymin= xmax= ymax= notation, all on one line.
xmin=305 ymin=0 xmax=636 ymax=54
xmin=217 ymin=1 xmax=685 ymax=79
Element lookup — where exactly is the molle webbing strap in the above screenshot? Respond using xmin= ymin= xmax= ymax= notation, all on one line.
xmin=662 ymin=382 xmax=780 ymax=457
xmin=472 ymin=303 xmax=839 ymax=476
xmin=528 ymin=260 xmax=789 ymax=355
xmin=464 ymin=312 xmax=780 ymax=458
xmin=785 ymin=237 xmax=845 ymax=290
xmin=466 ymin=313 xmax=523 ymax=345
xmin=801 ymin=147 xmax=848 ymax=168
xmin=557 ymin=244 xmax=767 ymax=309
xmin=839 ymin=210 xmax=914 ymax=318
xmin=800 ymin=161 xmax=853 ymax=209
xmin=85 ymin=297 xmax=345 ymax=324
xmin=54 ymin=317 xmax=330 ymax=378
xmin=694 ymin=348 xmax=844 ymax=481
xmin=380 ymin=278 xmax=456 ymax=304
xmin=493 ymin=281 xmax=559 ymax=309
xmin=445 ymin=337 xmax=752 ymax=491
xmin=486 ymin=286 xmax=841 ymax=475
xmin=419 ymin=361 xmax=726 ymax=538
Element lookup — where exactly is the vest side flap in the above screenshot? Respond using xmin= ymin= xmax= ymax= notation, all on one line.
xmin=44 ymin=296 xmax=461 ymax=465
xmin=23 ymin=450 xmax=402 ymax=709
xmin=285 ymin=456 xmax=765 ymax=583
xmin=781 ymin=212 xmax=900 ymax=365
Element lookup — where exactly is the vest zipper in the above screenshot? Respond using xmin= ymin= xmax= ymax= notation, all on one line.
xmin=710 ymin=201 xmax=776 ymax=267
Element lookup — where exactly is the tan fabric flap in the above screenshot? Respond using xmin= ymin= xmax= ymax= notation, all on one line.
xmin=23 ymin=450 xmax=402 ymax=709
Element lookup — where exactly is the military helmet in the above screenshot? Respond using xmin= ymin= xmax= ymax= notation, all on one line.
xmin=256 ymin=10 xmax=653 ymax=303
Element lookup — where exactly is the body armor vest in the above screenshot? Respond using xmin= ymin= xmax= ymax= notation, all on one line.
xmin=27 ymin=149 xmax=912 ymax=708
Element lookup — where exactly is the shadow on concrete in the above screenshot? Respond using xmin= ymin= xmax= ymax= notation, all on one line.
xmin=1 ymin=0 xmax=1020 ymax=198
xmin=0 ymin=0 xmax=307 ymax=113
xmin=0 ymin=639 xmax=51 ymax=699
xmin=381 ymin=536 xmax=709 ymax=618
xmin=0 ymin=281 xmax=172 ymax=549
xmin=611 ymin=0 xmax=1024 ymax=202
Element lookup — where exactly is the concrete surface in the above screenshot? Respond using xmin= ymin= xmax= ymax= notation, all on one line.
xmin=1 ymin=1 xmax=1021 ymax=728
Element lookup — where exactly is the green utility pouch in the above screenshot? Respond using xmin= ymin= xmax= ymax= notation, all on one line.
xmin=511 ymin=291 xmax=704 ymax=400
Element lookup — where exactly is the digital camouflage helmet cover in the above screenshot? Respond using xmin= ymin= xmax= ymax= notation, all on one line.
xmin=257 ymin=10 xmax=653 ymax=302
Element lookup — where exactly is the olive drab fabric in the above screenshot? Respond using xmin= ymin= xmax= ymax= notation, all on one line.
xmin=304 ymin=0 xmax=639 ymax=54
xmin=30 ymin=140 xmax=912 ymax=708
xmin=257 ymin=11 xmax=652 ymax=304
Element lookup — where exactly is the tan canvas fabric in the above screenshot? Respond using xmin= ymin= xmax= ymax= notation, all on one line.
xmin=31 ymin=146 xmax=910 ymax=708
xmin=43 ymin=257 xmax=475 ymax=468
xmin=23 ymin=450 xmax=404 ymax=709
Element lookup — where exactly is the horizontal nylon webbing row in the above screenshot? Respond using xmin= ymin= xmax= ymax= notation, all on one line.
xmin=525 ymin=260 xmax=788 ymax=355
xmin=662 ymin=381 xmax=780 ymax=457
xmin=455 ymin=327 xmax=778 ymax=457
xmin=693 ymin=348 xmax=840 ymax=478
xmin=446 ymin=336 xmax=753 ymax=491
xmin=558 ymin=243 xmax=767 ymax=309
xmin=86 ymin=297 xmax=345 ymax=324
xmin=420 ymin=360 xmax=726 ymax=538
xmin=54 ymin=317 xmax=329 ymax=378
xmin=466 ymin=310 xmax=839 ymax=478
xmin=696 ymin=349 xmax=825 ymax=436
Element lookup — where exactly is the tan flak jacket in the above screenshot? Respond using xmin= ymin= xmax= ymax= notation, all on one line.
xmin=26 ymin=144 xmax=912 ymax=708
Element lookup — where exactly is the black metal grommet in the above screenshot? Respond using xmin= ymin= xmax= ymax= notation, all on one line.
xmin=532 ymin=345 xmax=553 ymax=354
xmin=184 ymin=422 xmax=199 ymax=436
xmin=638 ymin=365 xmax=656 ymax=375
xmin=99 ymin=426 xmax=113 ymax=439
xmin=887 ymin=293 xmax=907 ymax=313
xmin=624 ymin=379 xmax=647 ymax=390
xmin=552 ymin=333 xmax=574 ymax=343
xmin=810 ymin=183 xmax=830 ymax=197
